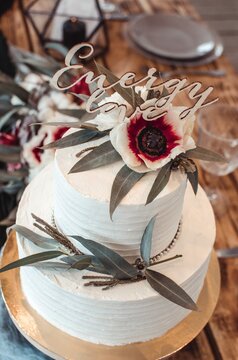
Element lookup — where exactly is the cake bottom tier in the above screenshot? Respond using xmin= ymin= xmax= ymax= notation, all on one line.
xmin=16 ymin=164 xmax=215 ymax=346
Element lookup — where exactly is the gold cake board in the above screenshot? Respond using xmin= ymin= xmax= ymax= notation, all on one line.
xmin=0 ymin=232 xmax=220 ymax=360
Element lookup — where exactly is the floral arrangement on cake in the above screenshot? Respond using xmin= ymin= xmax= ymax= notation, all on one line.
xmin=0 ymin=43 xmax=226 ymax=311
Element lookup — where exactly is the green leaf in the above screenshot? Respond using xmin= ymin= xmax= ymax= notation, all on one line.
xmin=96 ymin=62 xmax=144 ymax=107
xmin=56 ymin=108 xmax=88 ymax=119
xmin=187 ymin=165 xmax=198 ymax=195
xmin=0 ymin=144 xmax=21 ymax=154
xmin=72 ymin=236 xmax=139 ymax=280
xmin=0 ymin=169 xmax=28 ymax=182
xmin=44 ymin=42 xmax=69 ymax=58
xmin=140 ymin=216 xmax=156 ymax=265
xmin=0 ymin=250 xmax=63 ymax=273
xmin=17 ymin=59 xmax=59 ymax=77
xmin=145 ymin=268 xmax=198 ymax=311
xmin=110 ymin=165 xmax=145 ymax=219
xmin=69 ymin=141 xmax=121 ymax=174
xmin=0 ymin=106 xmax=23 ymax=130
xmin=42 ymin=129 xmax=100 ymax=149
xmin=35 ymin=121 xmax=84 ymax=128
xmin=13 ymin=224 xmax=58 ymax=250
xmin=185 ymin=146 xmax=226 ymax=163
xmin=0 ymin=82 xmax=29 ymax=103
xmin=0 ymin=180 xmax=24 ymax=195
xmin=146 ymin=163 xmax=171 ymax=205
xmin=33 ymin=262 xmax=70 ymax=269
xmin=70 ymin=93 xmax=90 ymax=103
xmin=71 ymin=255 xmax=92 ymax=270
xmin=0 ymin=145 xmax=21 ymax=162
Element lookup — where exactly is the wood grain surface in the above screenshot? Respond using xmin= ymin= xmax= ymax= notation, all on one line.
xmin=0 ymin=0 xmax=238 ymax=359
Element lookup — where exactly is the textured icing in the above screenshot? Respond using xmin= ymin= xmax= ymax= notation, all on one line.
xmin=54 ymin=132 xmax=187 ymax=258
xmin=16 ymin=164 xmax=216 ymax=345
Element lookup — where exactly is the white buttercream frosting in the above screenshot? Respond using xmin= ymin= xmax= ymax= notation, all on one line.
xmin=16 ymin=164 xmax=216 ymax=346
xmin=54 ymin=133 xmax=187 ymax=259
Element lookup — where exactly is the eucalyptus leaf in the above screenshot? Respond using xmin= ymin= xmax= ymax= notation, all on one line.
xmin=70 ymin=92 xmax=99 ymax=110
xmin=0 ymin=145 xmax=21 ymax=163
xmin=140 ymin=216 xmax=156 ymax=265
xmin=187 ymin=164 xmax=198 ymax=195
xmin=185 ymin=146 xmax=226 ymax=163
xmin=146 ymin=163 xmax=171 ymax=205
xmin=71 ymin=255 xmax=92 ymax=270
xmin=72 ymin=236 xmax=139 ymax=280
xmin=32 ymin=262 xmax=70 ymax=269
xmin=17 ymin=59 xmax=59 ymax=77
xmin=0 ymin=82 xmax=29 ymax=103
xmin=0 ymin=180 xmax=24 ymax=195
xmin=56 ymin=108 xmax=88 ymax=119
xmin=42 ymin=129 xmax=100 ymax=150
xmin=0 ymin=144 xmax=21 ymax=154
xmin=13 ymin=224 xmax=58 ymax=250
xmin=69 ymin=141 xmax=121 ymax=174
xmin=35 ymin=121 xmax=84 ymax=128
xmin=44 ymin=42 xmax=69 ymax=59
xmin=70 ymin=93 xmax=90 ymax=103
xmin=87 ymin=265 xmax=110 ymax=274
xmin=145 ymin=268 xmax=198 ymax=311
xmin=0 ymin=169 xmax=28 ymax=182
xmin=0 ymin=106 xmax=23 ymax=130
xmin=96 ymin=62 xmax=144 ymax=107
xmin=110 ymin=165 xmax=145 ymax=219
xmin=0 ymin=250 xmax=63 ymax=274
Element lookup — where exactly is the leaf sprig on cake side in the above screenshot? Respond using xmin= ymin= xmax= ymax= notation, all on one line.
xmin=0 ymin=214 xmax=197 ymax=311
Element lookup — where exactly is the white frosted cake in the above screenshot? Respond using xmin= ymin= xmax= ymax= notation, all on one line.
xmin=9 ymin=53 xmax=221 ymax=346
xmin=15 ymin=136 xmax=216 ymax=345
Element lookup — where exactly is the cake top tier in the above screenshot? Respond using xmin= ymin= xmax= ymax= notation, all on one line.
xmin=55 ymin=131 xmax=185 ymax=204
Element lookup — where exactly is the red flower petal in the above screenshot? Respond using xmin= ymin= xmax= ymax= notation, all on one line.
xmin=70 ymin=77 xmax=90 ymax=105
xmin=0 ymin=132 xmax=18 ymax=146
xmin=53 ymin=127 xmax=69 ymax=141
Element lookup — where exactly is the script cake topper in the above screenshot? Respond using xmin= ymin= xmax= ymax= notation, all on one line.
xmin=51 ymin=43 xmax=218 ymax=122
xmin=47 ymin=42 xmax=225 ymax=216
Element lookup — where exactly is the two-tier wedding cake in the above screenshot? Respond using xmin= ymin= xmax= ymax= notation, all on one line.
xmin=1 ymin=44 xmax=223 ymax=347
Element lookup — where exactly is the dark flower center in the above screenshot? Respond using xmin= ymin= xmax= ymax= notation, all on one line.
xmin=137 ymin=126 xmax=167 ymax=156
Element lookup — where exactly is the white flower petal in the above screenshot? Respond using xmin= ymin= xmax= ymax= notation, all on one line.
xmin=110 ymin=124 xmax=141 ymax=168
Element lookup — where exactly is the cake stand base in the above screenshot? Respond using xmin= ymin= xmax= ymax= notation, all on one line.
xmin=0 ymin=232 xmax=220 ymax=360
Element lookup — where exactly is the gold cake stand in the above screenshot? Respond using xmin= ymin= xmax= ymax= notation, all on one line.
xmin=0 ymin=232 xmax=220 ymax=360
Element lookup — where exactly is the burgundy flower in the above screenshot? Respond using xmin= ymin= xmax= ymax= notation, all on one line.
xmin=127 ymin=115 xmax=180 ymax=162
xmin=53 ymin=127 xmax=69 ymax=141
xmin=110 ymin=106 xmax=196 ymax=172
xmin=70 ymin=77 xmax=90 ymax=104
xmin=0 ymin=132 xmax=18 ymax=146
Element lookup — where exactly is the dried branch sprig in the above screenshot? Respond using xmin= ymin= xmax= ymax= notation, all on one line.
xmin=83 ymin=274 xmax=145 ymax=290
xmin=32 ymin=213 xmax=82 ymax=255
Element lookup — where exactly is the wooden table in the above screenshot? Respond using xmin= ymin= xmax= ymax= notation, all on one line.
xmin=1 ymin=0 xmax=238 ymax=359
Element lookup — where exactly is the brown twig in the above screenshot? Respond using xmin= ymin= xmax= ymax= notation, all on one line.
xmin=32 ymin=213 xmax=82 ymax=255
xmin=82 ymin=275 xmax=113 ymax=280
xmin=83 ymin=275 xmax=146 ymax=290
